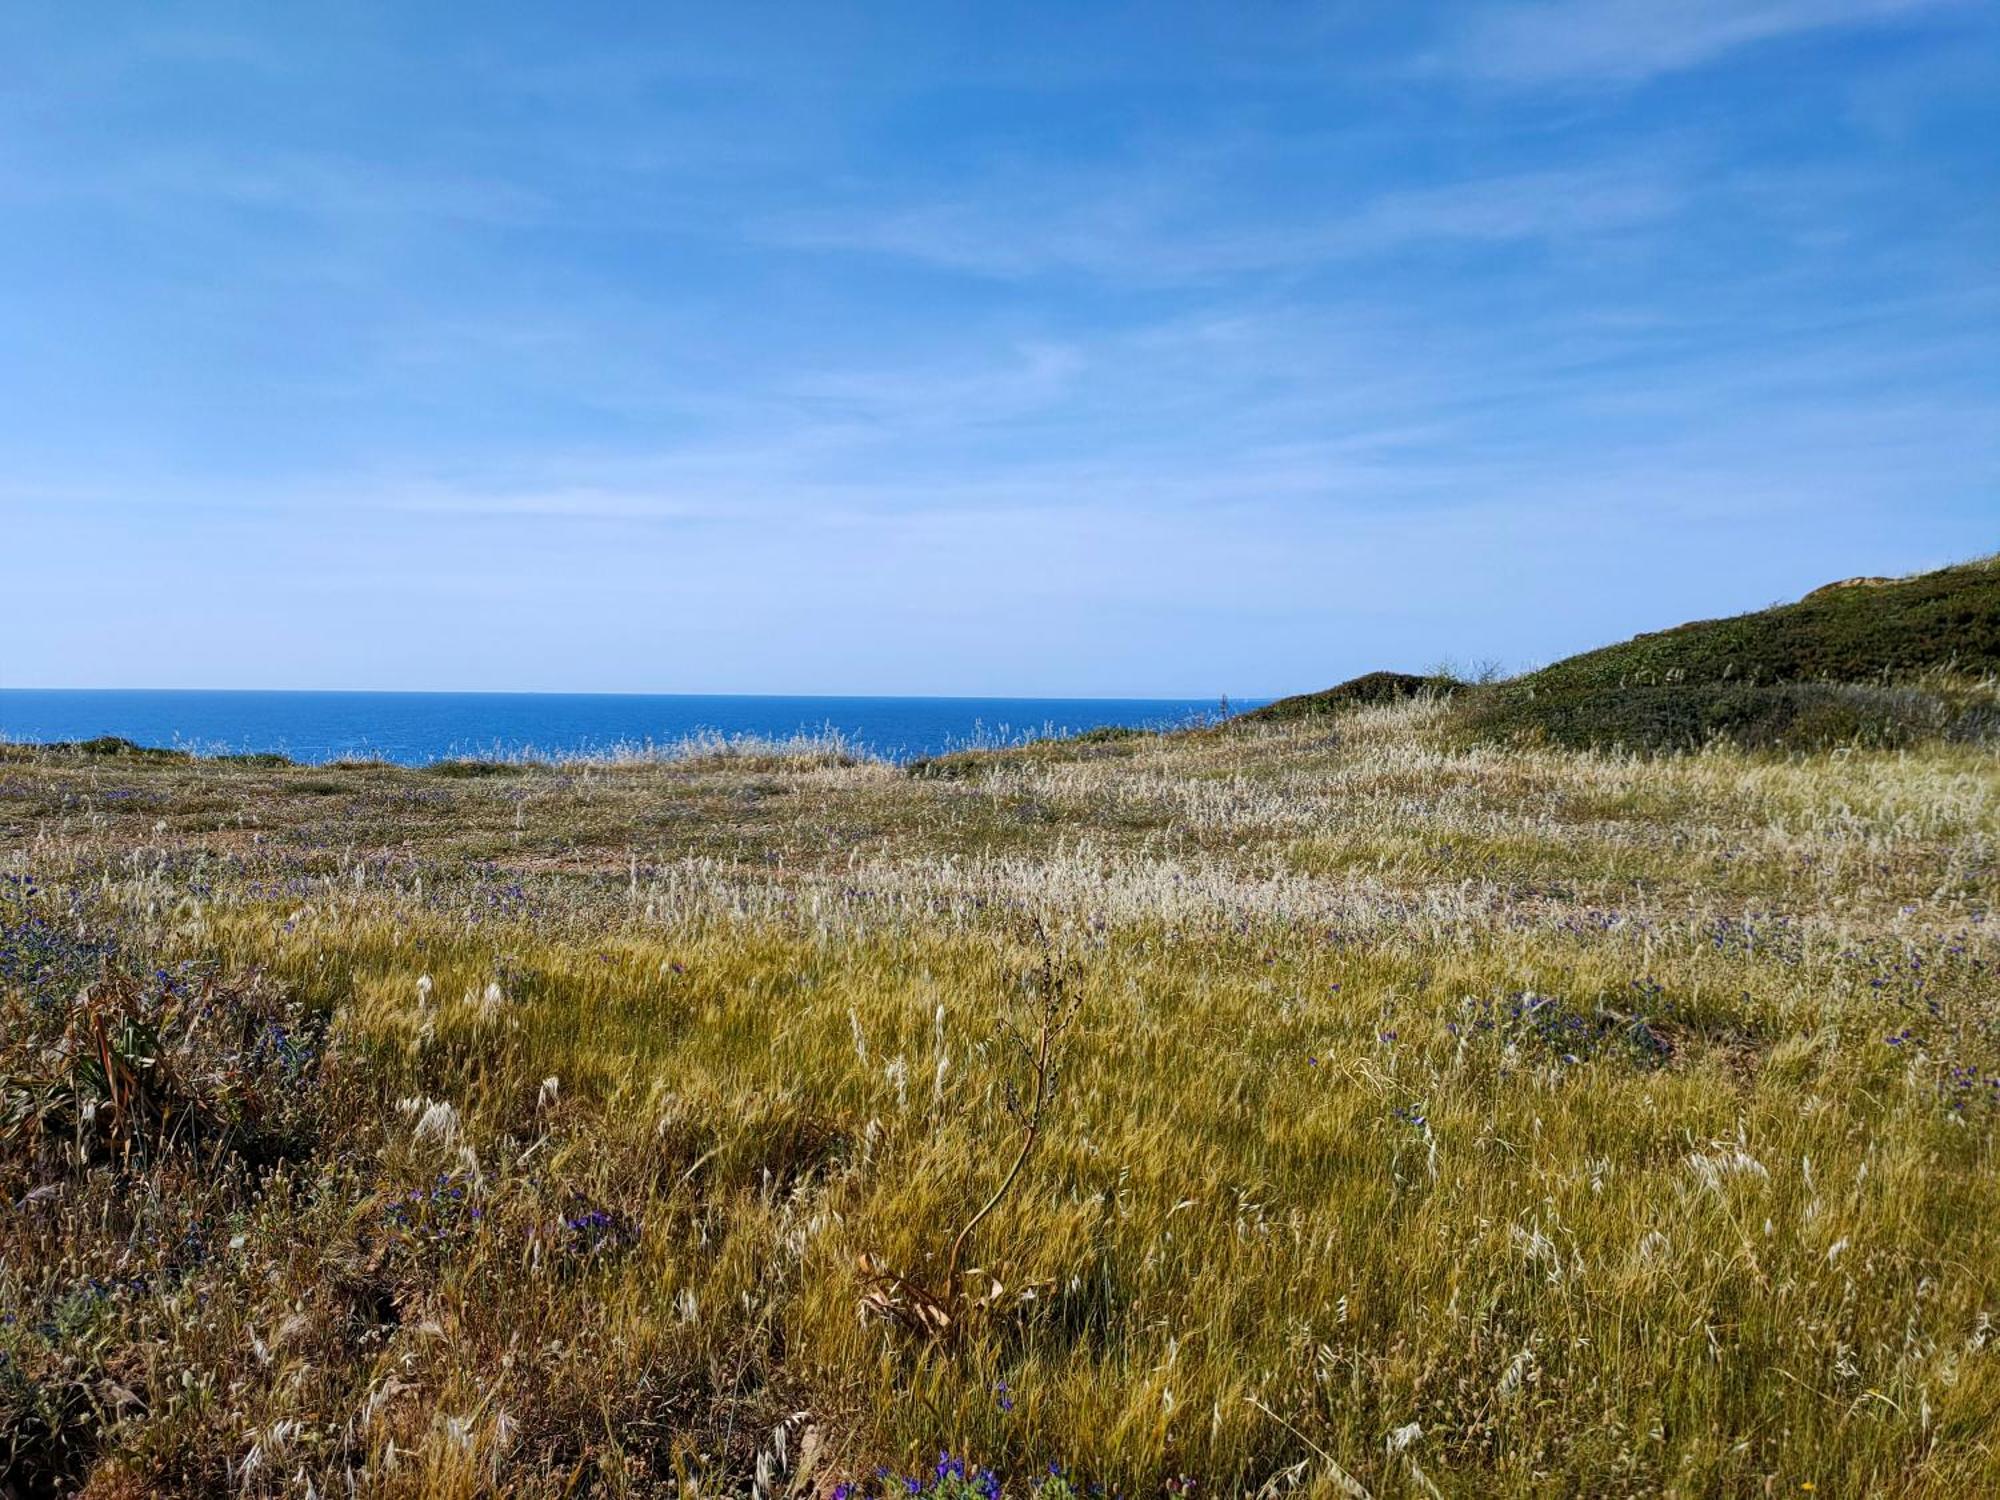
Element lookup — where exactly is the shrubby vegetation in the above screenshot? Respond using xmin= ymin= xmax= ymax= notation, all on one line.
xmin=1460 ymin=676 xmax=1999 ymax=753
xmin=1503 ymin=559 xmax=2000 ymax=692
xmin=3 ymin=691 xmax=1998 ymax=1495
xmin=1460 ymin=558 xmax=2000 ymax=752
xmin=1255 ymin=559 xmax=2000 ymax=754
xmin=1239 ymin=672 xmax=1461 ymax=726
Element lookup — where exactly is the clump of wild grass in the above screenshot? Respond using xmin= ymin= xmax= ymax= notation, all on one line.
xmin=0 ymin=965 xmax=327 ymax=1175
xmin=497 ymin=726 xmax=876 ymax=771
xmin=859 ymin=927 xmax=1082 ymax=1340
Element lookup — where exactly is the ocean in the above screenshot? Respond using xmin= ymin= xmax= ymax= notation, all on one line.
xmin=0 ymin=688 xmax=1249 ymax=766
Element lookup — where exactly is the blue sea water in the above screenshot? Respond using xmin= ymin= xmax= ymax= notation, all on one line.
xmin=0 ymin=689 xmax=1251 ymax=766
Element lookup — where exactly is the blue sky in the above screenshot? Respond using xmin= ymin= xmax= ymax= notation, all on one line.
xmin=3 ymin=2 xmax=1995 ymax=697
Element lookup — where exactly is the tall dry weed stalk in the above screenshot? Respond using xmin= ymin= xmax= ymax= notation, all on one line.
xmin=859 ymin=923 xmax=1081 ymax=1340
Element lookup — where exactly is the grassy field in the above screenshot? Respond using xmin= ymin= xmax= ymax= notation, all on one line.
xmin=4 ymin=703 xmax=1999 ymax=1496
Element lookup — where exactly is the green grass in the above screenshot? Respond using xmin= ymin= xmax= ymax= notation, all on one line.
xmin=3 ymin=705 xmax=1999 ymax=1496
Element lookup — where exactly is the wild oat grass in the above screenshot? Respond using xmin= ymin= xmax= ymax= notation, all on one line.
xmin=2 ymin=703 xmax=1997 ymax=1495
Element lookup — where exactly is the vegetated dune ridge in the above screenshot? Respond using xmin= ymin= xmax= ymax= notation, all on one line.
xmin=4 ymin=610 xmax=2000 ymax=1493
xmin=1257 ymin=555 xmax=2000 ymax=752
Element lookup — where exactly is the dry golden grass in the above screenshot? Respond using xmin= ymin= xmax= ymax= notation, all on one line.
xmin=3 ymin=704 xmax=1998 ymax=1495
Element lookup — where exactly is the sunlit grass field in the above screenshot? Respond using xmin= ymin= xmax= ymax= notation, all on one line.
xmin=4 ymin=701 xmax=1997 ymax=1496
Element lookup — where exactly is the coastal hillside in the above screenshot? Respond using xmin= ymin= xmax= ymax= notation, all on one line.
xmin=1465 ymin=556 xmax=2000 ymax=751
xmin=1501 ymin=556 xmax=2000 ymax=694
xmin=1255 ymin=558 xmax=2000 ymax=751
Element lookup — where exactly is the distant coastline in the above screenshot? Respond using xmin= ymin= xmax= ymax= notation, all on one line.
xmin=0 ymin=688 xmax=1254 ymax=767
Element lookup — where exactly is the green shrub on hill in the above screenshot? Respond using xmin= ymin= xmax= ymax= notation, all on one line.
xmin=1517 ymin=559 xmax=1999 ymax=694
xmin=1458 ymin=558 xmax=2000 ymax=752
xmin=1466 ymin=678 xmax=1996 ymax=753
xmin=424 ymin=758 xmax=524 ymax=778
xmin=38 ymin=736 xmax=194 ymax=763
xmin=1242 ymin=670 xmax=1459 ymax=724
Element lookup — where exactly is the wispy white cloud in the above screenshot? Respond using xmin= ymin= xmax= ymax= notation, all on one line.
xmin=1444 ymin=0 xmax=1965 ymax=85
xmin=768 ymin=161 xmax=1683 ymax=283
xmin=3 ymin=5 xmax=1992 ymax=694
xmin=1346 ymin=167 xmax=1680 ymax=247
xmin=781 ymin=341 xmax=1087 ymax=427
xmin=90 ymin=146 xmax=547 ymax=227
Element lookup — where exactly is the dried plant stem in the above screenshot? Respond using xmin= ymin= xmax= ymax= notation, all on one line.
xmin=941 ymin=1003 xmax=1054 ymax=1306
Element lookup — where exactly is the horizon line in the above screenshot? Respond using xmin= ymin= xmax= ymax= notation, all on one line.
xmin=0 ymin=684 xmax=1273 ymax=705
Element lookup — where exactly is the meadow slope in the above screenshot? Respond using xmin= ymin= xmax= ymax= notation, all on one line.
xmin=3 ymin=705 xmax=1998 ymax=1496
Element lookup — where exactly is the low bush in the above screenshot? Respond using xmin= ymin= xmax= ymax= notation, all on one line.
xmin=1241 ymin=671 xmax=1458 ymax=724
xmin=422 ymin=759 xmax=522 ymax=778
xmin=1068 ymin=725 xmax=1145 ymax=744
xmin=1 ymin=966 xmax=329 ymax=1179
xmin=1456 ymin=678 xmax=2000 ymax=753
xmin=38 ymin=737 xmax=193 ymax=763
